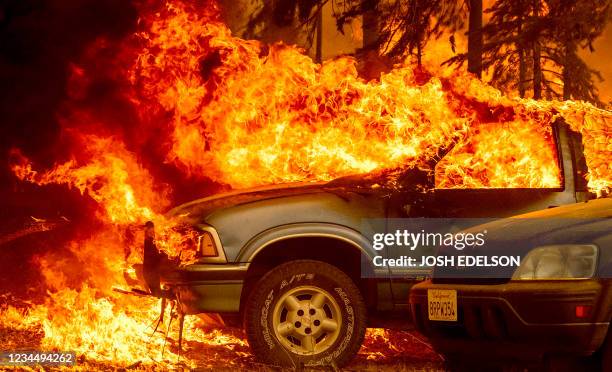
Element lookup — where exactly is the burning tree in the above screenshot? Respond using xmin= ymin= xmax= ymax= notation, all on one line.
xmin=445 ymin=0 xmax=610 ymax=104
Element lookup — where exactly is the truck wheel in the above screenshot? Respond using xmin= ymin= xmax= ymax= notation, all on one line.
xmin=244 ymin=259 xmax=366 ymax=368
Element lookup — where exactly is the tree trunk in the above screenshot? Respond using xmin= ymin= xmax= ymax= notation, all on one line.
xmin=467 ymin=0 xmax=483 ymax=78
xmin=562 ymin=62 xmax=570 ymax=100
xmin=518 ymin=48 xmax=526 ymax=97
xmin=362 ymin=0 xmax=378 ymax=52
xmin=532 ymin=0 xmax=542 ymax=99
xmin=315 ymin=6 xmax=323 ymax=63
xmin=517 ymin=19 xmax=526 ymax=98
xmin=532 ymin=42 xmax=542 ymax=99
xmin=562 ymin=43 xmax=575 ymax=100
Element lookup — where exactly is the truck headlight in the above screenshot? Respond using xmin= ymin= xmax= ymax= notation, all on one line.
xmin=195 ymin=224 xmax=227 ymax=263
xmin=198 ymin=231 xmax=218 ymax=257
xmin=512 ymin=245 xmax=598 ymax=280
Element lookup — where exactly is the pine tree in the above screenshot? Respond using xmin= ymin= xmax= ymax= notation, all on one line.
xmin=445 ymin=0 xmax=609 ymax=104
xmin=335 ymin=0 xmax=465 ymax=65
xmin=543 ymin=0 xmax=609 ymax=103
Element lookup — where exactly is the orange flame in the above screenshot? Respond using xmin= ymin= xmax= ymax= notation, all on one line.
xmin=11 ymin=136 xmax=165 ymax=224
xmin=132 ymin=1 xmax=609 ymax=191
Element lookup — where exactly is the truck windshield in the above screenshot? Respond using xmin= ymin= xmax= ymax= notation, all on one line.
xmin=434 ymin=122 xmax=561 ymax=189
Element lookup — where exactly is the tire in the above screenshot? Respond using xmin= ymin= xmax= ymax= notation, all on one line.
xmin=244 ymin=259 xmax=366 ymax=368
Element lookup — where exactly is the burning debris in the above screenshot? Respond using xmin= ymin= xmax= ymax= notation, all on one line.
xmin=0 ymin=0 xmax=610 ymax=369
xmin=0 ymin=216 xmax=69 ymax=247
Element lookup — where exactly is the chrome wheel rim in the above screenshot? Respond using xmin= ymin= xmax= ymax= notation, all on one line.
xmin=272 ymin=285 xmax=342 ymax=355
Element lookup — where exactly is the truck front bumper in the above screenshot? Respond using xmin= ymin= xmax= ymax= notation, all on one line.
xmin=409 ymin=279 xmax=609 ymax=360
xmin=162 ymin=263 xmax=248 ymax=314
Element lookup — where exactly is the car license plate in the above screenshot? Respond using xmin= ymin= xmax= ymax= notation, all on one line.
xmin=427 ymin=289 xmax=457 ymax=321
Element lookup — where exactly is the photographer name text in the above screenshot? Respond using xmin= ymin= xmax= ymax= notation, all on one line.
xmin=373 ymin=255 xmax=521 ymax=268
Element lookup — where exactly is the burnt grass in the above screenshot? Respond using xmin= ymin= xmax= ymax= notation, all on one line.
xmin=0 ymin=325 xmax=445 ymax=371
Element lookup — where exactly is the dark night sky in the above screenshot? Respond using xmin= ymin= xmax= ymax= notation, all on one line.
xmin=0 ymin=0 xmax=138 ymax=171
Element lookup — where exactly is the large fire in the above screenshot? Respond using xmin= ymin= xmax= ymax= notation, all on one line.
xmin=1 ymin=0 xmax=610 ymax=369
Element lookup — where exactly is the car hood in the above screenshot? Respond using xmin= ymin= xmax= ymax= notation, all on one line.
xmin=464 ymin=197 xmax=612 ymax=243
xmin=165 ymin=164 xmax=436 ymax=222
xmin=168 ymin=182 xmax=325 ymax=218
xmin=166 ymin=174 xmax=394 ymax=222
xmin=434 ymin=197 xmax=612 ymax=280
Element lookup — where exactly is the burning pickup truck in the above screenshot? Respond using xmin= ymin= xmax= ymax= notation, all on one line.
xmin=137 ymin=120 xmax=593 ymax=367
